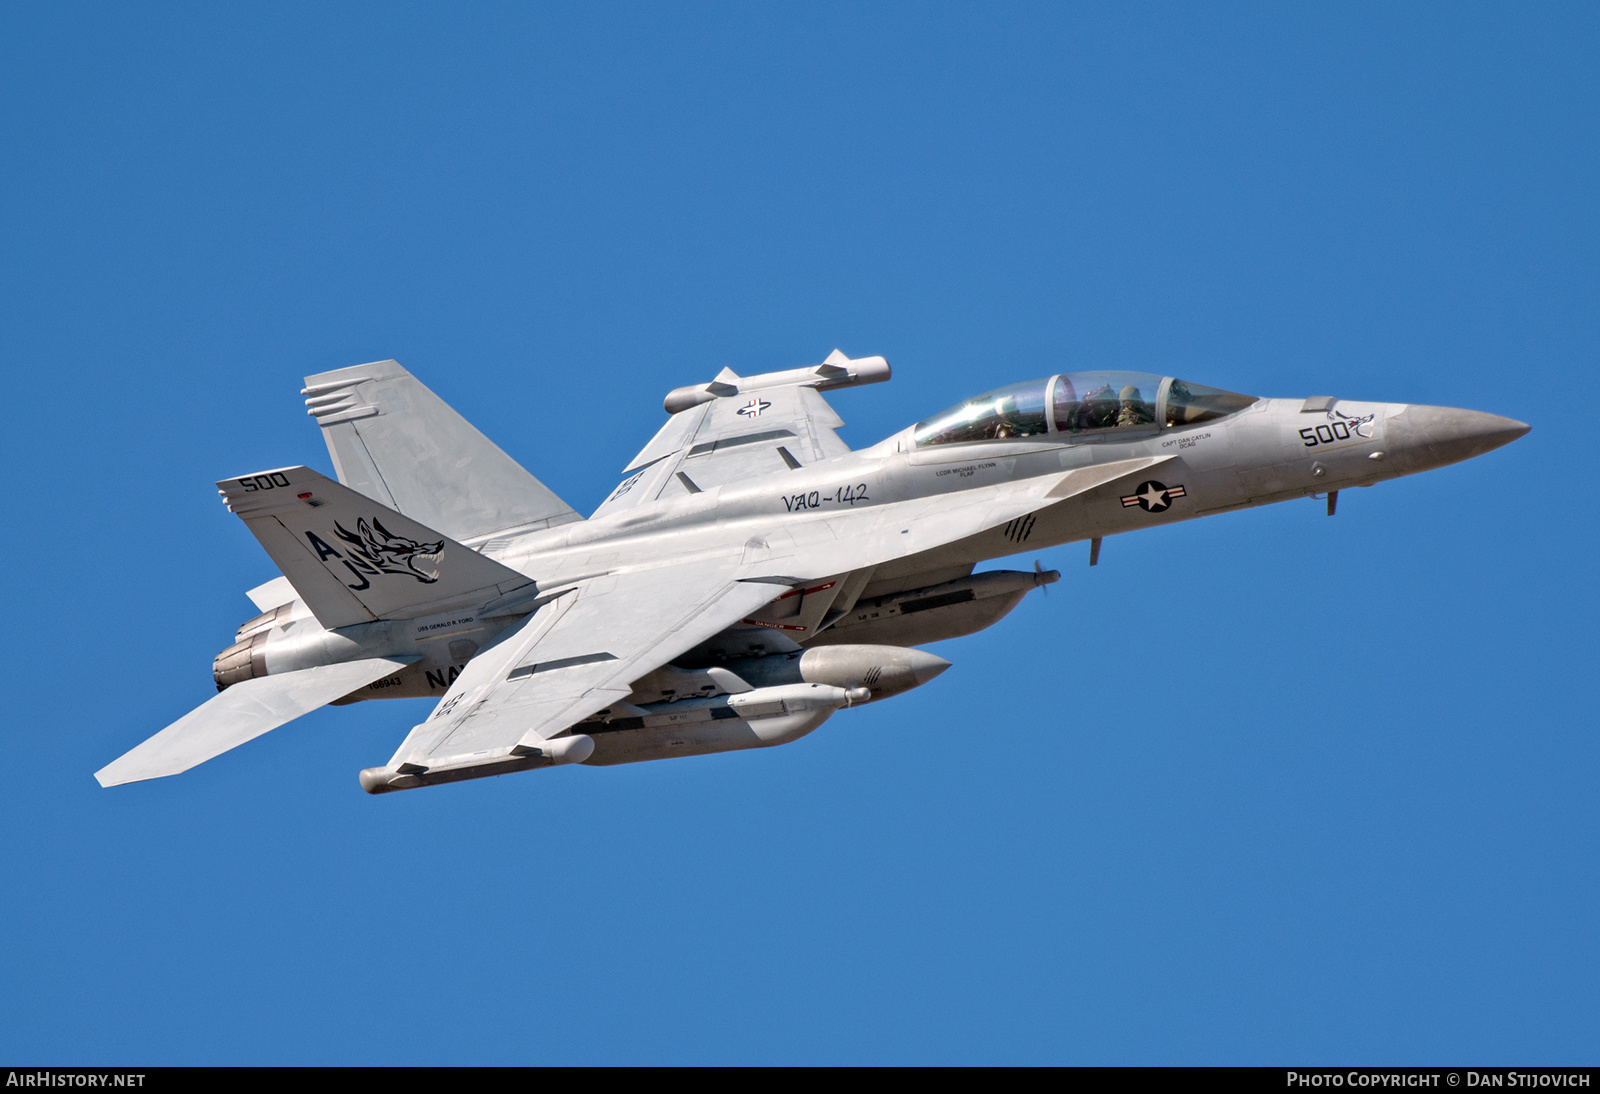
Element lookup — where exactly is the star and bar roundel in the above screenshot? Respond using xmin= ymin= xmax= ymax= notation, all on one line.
xmin=1120 ymin=480 xmax=1187 ymax=513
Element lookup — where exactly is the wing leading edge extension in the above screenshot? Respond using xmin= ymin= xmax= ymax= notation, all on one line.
xmin=757 ymin=454 xmax=1180 ymax=581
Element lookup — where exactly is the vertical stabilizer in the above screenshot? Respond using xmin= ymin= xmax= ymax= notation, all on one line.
xmin=217 ymin=466 xmax=534 ymax=629
xmin=302 ymin=360 xmax=582 ymax=544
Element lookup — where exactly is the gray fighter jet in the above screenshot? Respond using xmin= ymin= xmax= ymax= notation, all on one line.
xmin=95 ymin=352 xmax=1528 ymax=793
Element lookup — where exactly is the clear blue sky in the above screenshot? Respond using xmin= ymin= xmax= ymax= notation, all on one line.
xmin=2 ymin=3 xmax=1594 ymax=1064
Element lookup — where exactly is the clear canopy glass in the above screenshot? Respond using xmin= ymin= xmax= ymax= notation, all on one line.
xmin=913 ymin=372 xmax=1256 ymax=447
xmin=1051 ymin=371 xmax=1161 ymax=434
xmin=911 ymin=380 xmax=1051 ymax=447
xmin=1162 ymin=378 xmax=1258 ymax=427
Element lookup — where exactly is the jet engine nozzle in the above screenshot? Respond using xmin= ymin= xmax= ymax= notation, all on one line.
xmin=212 ymin=633 xmax=267 ymax=691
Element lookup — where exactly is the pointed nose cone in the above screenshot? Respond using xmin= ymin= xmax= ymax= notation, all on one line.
xmin=906 ymin=649 xmax=953 ymax=687
xmin=1386 ymin=405 xmax=1530 ymax=472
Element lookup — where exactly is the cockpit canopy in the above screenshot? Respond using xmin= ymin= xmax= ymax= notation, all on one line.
xmin=912 ymin=372 xmax=1257 ymax=447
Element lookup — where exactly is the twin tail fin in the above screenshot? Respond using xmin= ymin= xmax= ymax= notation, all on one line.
xmin=302 ymin=360 xmax=581 ymax=545
xmin=218 ymin=466 xmax=534 ymax=629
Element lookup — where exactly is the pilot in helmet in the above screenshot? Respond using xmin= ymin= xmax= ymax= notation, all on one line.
xmin=1082 ymin=384 xmax=1118 ymax=429
xmin=1117 ymin=384 xmax=1153 ymax=427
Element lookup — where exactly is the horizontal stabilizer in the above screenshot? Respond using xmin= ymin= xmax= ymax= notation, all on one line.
xmin=218 ymin=466 xmax=535 ymax=629
xmin=95 ymin=657 xmax=417 ymax=787
xmin=302 ymin=360 xmax=582 ymax=544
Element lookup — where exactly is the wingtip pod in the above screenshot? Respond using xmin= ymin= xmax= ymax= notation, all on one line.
xmin=818 ymin=350 xmax=891 ymax=388
xmin=663 ymin=350 xmax=890 ymax=413
xmin=359 ymin=765 xmax=409 ymax=794
xmin=359 ymin=734 xmax=595 ymax=794
xmin=663 ymin=381 xmax=734 ymax=414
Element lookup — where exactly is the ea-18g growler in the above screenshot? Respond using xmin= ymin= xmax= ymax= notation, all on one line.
xmin=96 ymin=352 xmax=1528 ymax=793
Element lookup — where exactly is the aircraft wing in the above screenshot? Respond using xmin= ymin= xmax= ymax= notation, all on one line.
xmin=594 ymin=351 xmax=888 ymax=516
xmin=364 ymin=454 xmax=1175 ymax=792
xmin=365 ymin=559 xmax=791 ymax=790
xmin=596 ymin=391 xmax=847 ymax=514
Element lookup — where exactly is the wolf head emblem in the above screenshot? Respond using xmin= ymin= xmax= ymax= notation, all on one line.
xmin=334 ymin=518 xmax=444 ymax=583
xmin=1330 ymin=407 xmax=1377 ymax=438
